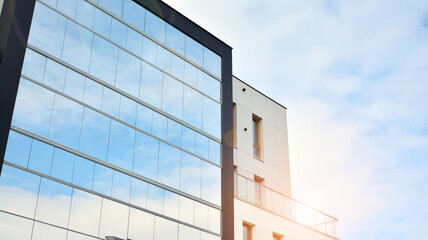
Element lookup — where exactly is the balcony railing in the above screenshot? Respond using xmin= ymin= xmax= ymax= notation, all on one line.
xmin=234 ymin=173 xmax=338 ymax=239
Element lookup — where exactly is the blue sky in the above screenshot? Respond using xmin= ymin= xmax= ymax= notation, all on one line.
xmin=164 ymin=0 xmax=428 ymax=239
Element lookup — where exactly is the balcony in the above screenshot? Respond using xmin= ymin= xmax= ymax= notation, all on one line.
xmin=234 ymin=173 xmax=338 ymax=239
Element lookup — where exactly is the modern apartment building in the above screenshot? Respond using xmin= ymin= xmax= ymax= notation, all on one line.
xmin=0 ymin=0 xmax=336 ymax=240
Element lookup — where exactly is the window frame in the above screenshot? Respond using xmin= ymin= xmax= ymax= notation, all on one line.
xmin=243 ymin=222 xmax=253 ymax=240
xmin=252 ymin=115 xmax=261 ymax=158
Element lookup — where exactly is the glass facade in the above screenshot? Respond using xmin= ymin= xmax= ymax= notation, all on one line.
xmin=0 ymin=0 xmax=224 ymax=239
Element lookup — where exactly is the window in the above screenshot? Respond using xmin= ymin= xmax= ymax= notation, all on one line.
xmin=243 ymin=222 xmax=253 ymax=240
xmin=233 ymin=103 xmax=236 ymax=147
xmin=252 ymin=115 xmax=261 ymax=158
xmin=273 ymin=233 xmax=283 ymax=240
xmin=254 ymin=175 xmax=264 ymax=206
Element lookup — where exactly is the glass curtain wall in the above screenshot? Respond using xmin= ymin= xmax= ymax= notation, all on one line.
xmin=0 ymin=0 xmax=223 ymax=240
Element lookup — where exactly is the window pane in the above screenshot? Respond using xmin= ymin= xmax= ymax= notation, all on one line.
xmin=101 ymin=87 xmax=121 ymax=118
xmin=29 ymin=3 xmax=67 ymax=58
xmin=93 ymin=8 xmax=112 ymax=38
xmin=107 ymin=120 xmax=135 ymax=171
xmin=115 ymin=50 xmax=141 ymax=98
xmin=32 ymin=222 xmax=67 ymax=240
xmin=183 ymin=86 xmax=203 ymax=129
xmin=136 ymin=104 xmax=153 ymax=133
xmin=157 ymin=142 xmax=180 ymax=189
xmin=119 ymin=95 xmax=137 ymax=126
xmin=21 ymin=48 xmax=46 ymax=82
xmin=167 ymin=119 xmax=182 ymax=147
xmin=203 ymin=97 xmax=221 ymax=139
xmin=123 ymin=0 xmax=146 ymax=31
xmin=140 ymin=61 xmax=163 ymax=108
xmin=72 ymin=156 xmax=95 ymax=189
xmin=194 ymin=201 xmax=208 ymax=229
xmin=163 ymin=191 xmax=179 ymax=219
xmin=28 ymin=140 xmax=54 ymax=175
xmin=180 ymin=153 xmax=201 ymax=197
xmin=89 ymin=36 xmax=118 ymax=86
xmin=75 ymin=0 xmax=96 ymax=29
xmin=147 ymin=185 xmax=164 ymax=214
xmin=68 ymin=189 xmax=102 ymax=236
xmin=134 ymin=132 xmax=159 ymax=180
xmin=62 ymin=21 xmax=93 ymax=72
xmin=184 ymin=62 xmax=197 ymax=87
xmin=12 ymin=80 xmax=55 ymax=138
xmin=197 ymin=70 xmax=210 ymax=97
xmin=195 ymin=133 xmax=208 ymax=160
xmin=154 ymin=216 xmax=178 ymax=240
xmin=110 ymin=18 xmax=127 ymax=47
xmin=83 ymin=78 xmax=103 ymax=109
xmin=98 ymin=0 xmax=124 ymax=17
xmin=142 ymin=36 xmax=157 ymax=64
xmin=57 ymin=0 xmax=78 ymax=19
xmin=203 ymin=48 xmax=221 ymax=78
xmin=179 ymin=224 xmax=200 ymax=240
xmin=201 ymin=162 xmax=221 ymax=206
xmin=151 ymin=111 xmax=167 ymax=140
xmin=162 ymin=75 xmax=183 ymax=119
xmin=79 ymin=108 xmax=110 ymax=161
xmin=67 ymin=231 xmax=97 ymax=240
xmin=0 ymin=165 xmax=40 ymax=218
xmin=128 ymin=208 xmax=155 ymax=240
xmin=92 ymin=164 xmax=113 ymax=196
xmin=185 ymin=37 xmax=203 ymax=67
xmin=181 ymin=126 xmax=196 ymax=154
xmin=99 ymin=198 xmax=129 ymax=239
xmin=35 ymin=178 xmax=72 ymax=227
xmin=51 ymin=148 xmax=75 ymax=183
xmin=4 ymin=131 xmax=32 ymax=168
xmin=208 ymin=207 xmax=221 ymax=234
xmin=166 ymin=24 xmax=185 ymax=55
xmin=156 ymin=45 xmax=171 ymax=73
xmin=64 ymin=68 xmax=85 ymax=101
xmin=179 ymin=196 xmax=194 ymax=224
xmin=0 ymin=212 xmax=33 ymax=240
xmin=145 ymin=11 xmax=166 ymax=43
xmin=130 ymin=177 xmax=148 ymax=208
xmin=49 ymin=94 xmax=84 ymax=150
xmin=126 ymin=28 xmax=143 ymax=57
xmin=112 ymin=171 xmax=131 ymax=203
xmin=171 ymin=54 xmax=185 ymax=80
xmin=208 ymin=140 xmax=221 ymax=165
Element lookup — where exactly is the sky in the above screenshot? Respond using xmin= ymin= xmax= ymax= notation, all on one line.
xmin=162 ymin=0 xmax=428 ymax=239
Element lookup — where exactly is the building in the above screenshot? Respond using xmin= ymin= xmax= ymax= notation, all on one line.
xmin=0 ymin=0 xmax=336 ymax=240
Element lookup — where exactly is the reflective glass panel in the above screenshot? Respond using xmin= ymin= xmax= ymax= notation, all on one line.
xmin=157 ymin=142 xmax=180 ymax=189
xmin=154 ymin=216 xmax=178 ymax=240
xmin=90 ymin=36 xmax=118 ymax=86
xmin=208 ymin=140 xmax=221 ymax=165
xmin=28 ymin=139 xmax=54 ymax=175
xmin=112 ymin=171 xmax=131 ymax=203
xmin=93 ymin=8 xmax=112 ymax=37
xmin=12 ymin=80 xmax=55 ymax=138
xmin=166 ymin=24 xmax=185 ymax=56
xmin=203 ymin=48 xmax=222 ymax=78
xmin=184 ymin=62 xmax=198 ymax=87
xmin=151 ymin=111 xmax=167 ymax=140
xmin=171 ymin=54 xmax=185 ymax=80
xmin=185 ymin=37 xmax=203 ymax=67
xmin=99 ymin=198 xmax=129 ymax=239
xmin=195 ymin=133 xmax=209 ymax=160
xmin=179 ymin=196 xmax=194 ymax=224
xmin=201 ymin=162 xmax=221 ymax=206
xmin=0 ymin=212 xmax=33 ymax=240
xmin=167 ymin=119 xmax=182 ymax=147
xmin=67 ymin=231 xmax=98 ymax=240
xmin=4 ymin=131 xmax=32 ymax=168
xmin=62 ymin=21 xmax=93 ymax=72
xmin=72 ymin=156 xmax=95 ymax=189
xmin=141 ymin=36 xmax=157 ymax=64
xmin=79 ymin=108 xmax=110 ymax=161
xmin=21 ymin=48 xmax=46 ymax=82
xmin=107 ymin=120 xmax=135 ymax=171
xmin=57 ymin=0 xmax=78 ymax=19
xmin=127 ymin=28 xmax=143 ymax=57
xmin=145 ymin=11 xmax=166 ymax=43
xmin=115 ymin=50 xmax=141 ymax=97
xmin=133 ymin=132 xmax=159 ymax=180
xmin=98 ymin=0 xmax=123 ymax=17
xmin=156 ymin=45 xmax=171 ymax=72
xmin=181 ymin=126 xmax=196 ymax=154
xmin=180 ymin=153 xmax=201 ymax=197
xmin=51 ymin=148 xmax=75 ymax=182
xmin=110 ymin=18 xmax=127 ymax=47
xmin=35 ymin=178 xmax=72 ymax=227
xmin=68 ymin=189 xmax=102 ymax=236
xmin=123 ymin=0 xmax=146 ymax=31
xmin=29 ymin=3 xmax=67 ymax=58
xmin=194 ymin=201 xmax=208 ymax=229
xmin=183 ymin=86 xmax=203 ymax=129
xmin=102 ymin=87 xmax=121 ymax=118
xmin=203 ymin=97 xmax=221 ymax=139
xmin=161 ymin=75 xmax=183 ymax=119
xmin=147 ymin=184 xmax=164 ymax=214
xmin=140 ymin=61 xmax=163 ymax=108
xmin=179 ymin=224 xmax=200 ymax=240
xmin=119 ymin=96 xmax=137 ymax=126
xmin=83 ymin=78 xmax=103 ymax=110
xmin=92 ymin=164 xmax=113 ymax=196
xmin=130 ymin=177 xmax=148 ymax=208
xmin=49 ymin=94 xmax=84 ymax=150
xmin=64 ymin=68 xmax=85 ymax=101
xmin=0 ymin=166 xmax=40 ymax=218
xmin=136 ymin=104 xmax=153 ymax=133
xmin=197 ymin=71 xmax=210 ymax=97
xmin=75 ymin=0 xmax=96 ymax=29
xmin=32 ymin=221 xmax=67 ymax=240
xmin=128 ymin=208 xmax=155 ymax=240
xmin=208 ymin=207 xmax=221 ymax=234
xmin=163 ymin=191 xmax=179 ymax=219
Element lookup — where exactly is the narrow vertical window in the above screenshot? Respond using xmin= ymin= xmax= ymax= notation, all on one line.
xmin=252 ymin=115 xmax=261 ymax=158
xmin=243 ymin=222 xmax=253 ymax=240
xmin=233 ymin=103 xmax=236 ymax=147
xmin=254 ymin=175 xmax=264 ymax=206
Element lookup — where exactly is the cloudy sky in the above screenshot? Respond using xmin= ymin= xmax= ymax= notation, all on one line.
xmin=163 ymin=0 xmax=428 ymax=239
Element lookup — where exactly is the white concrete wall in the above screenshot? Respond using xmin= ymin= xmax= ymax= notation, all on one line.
xmin=234 ymin=199 xmax=335 ymax=240
xmin=232 ymin=76 xmax=291 ymax=196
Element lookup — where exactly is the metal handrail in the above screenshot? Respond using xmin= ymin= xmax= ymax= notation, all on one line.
xmin=234 ymin=173 xmax=338 ymax=239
